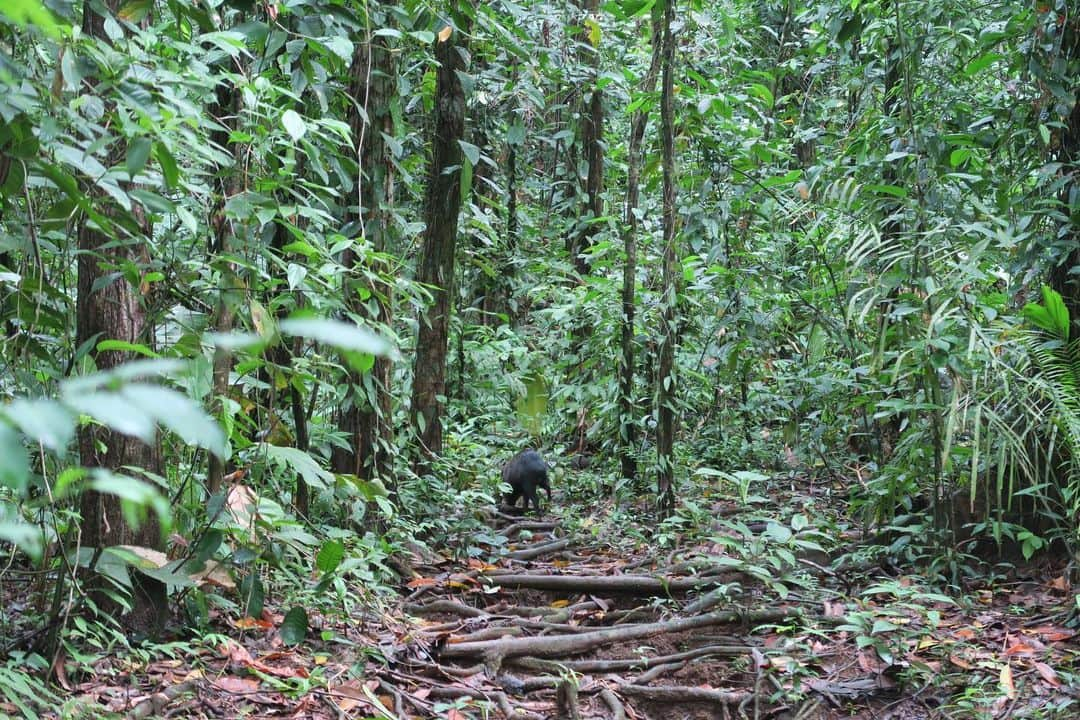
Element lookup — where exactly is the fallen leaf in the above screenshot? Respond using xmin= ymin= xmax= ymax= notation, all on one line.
xmin=233 ymin=616 xmax=274 ymax=630
xmin=949 ymin=653 xmax=973 ymax=670
xmin=213 ymin=675 xmax=260 ymax=694
xmin=999 ymin=663 xmax=1016 ymax=699
xmin=1034 ymin=661 xmax=1061 ymax=688
xmin=407 ymin=577 xmax=438 ymax=588
xmin=1003 ymin=642 xmax=1037 ymax=657
xmin=1047 ymin=575 xmax=1069 ymax=592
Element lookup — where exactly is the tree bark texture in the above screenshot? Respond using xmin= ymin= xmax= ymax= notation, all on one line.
xmin=619 ymin=13 xmax=662 ymax=484
xmin=207 ymin=74 xmax=241 ymax=497
xmin=1046 ymin=9 xmax=1080 ymax=321
xmin=655 ymin=0 xmax=678 ymax=519
xmin=77 ymin=0 xmax=167 ymax=633
xmin=334 ymin=13 xmax=399 ymax=489
xmin=411 ymin=23 xmax=467 ymax=472
xmin=568 ymin=0 xmax=603 ymax=277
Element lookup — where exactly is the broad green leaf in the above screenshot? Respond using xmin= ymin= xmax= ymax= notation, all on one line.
xmin=121 ymin=384 xmax=229 ymax=458
xmin=408 ymin=30 xmax=435 ymax=44
xmin=316 ymin=540 xmax=345 ymax=574
xmin=1039 ymin=123 xmax=1051 ymax=146
xmin=460 ymin=155 xmax=473 ymax=203
xmin=282 ymin=109 xmax=306 ymax=141
xmin=155 ymin=143 xmax=179 ymax=189
xmin=205 ymin=331 xmax=267 ymax=351
xmin=280 ymin=606 xmax=308 ymax=645
xmin=263 ymin=444 xmax=334 ymax=490
xmin=871 ymin=619 xmax=898 ymax=634
xmin=949 ymin=148 xmax=971 ymax=167
xmin=0 ymin=424 xmax=29 ymax=494
xmin=458 ymin=140 xmax=480 ymax=166
xmin=0 ymin=0 xmax=62 ymax=37
xmin=286 ymin=262 xmax=307 ymax=290
xmin=282 ymin=240 xmax=319 ymax=258
xmin=88 ymin=469 xmax=172 ymax=531
xmin=126 ymin=136 xmax=152 ymax=176
xmin=747 ymin=83 xmax=774 ymax=108
xmin=323 ymin=36 xmax=353 ymax=61
xmin=2 ymin=398 xmax=74 ymax=452
xmin=97 ymin=339 xmax=160 ymax=357
xmin=866 ymin=184 xmax=908 ymax=198
xmin=279 ymin=317 xmax=393 ymax=356
xmin=584 ymin=17 xmax=601 ymax=47
xmin=65 ymin=392 xmax=156 ymax=442
xmin=963 ymin=52 xmax=1001 ymax=77
xmin=0 ymin=517 xmax=41 ymax=561
xmin=240 ymin=573 xmax=264 ymax=617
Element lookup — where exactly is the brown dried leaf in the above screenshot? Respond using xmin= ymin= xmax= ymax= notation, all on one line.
xmin=1034 ymin=661 xmax=1061 ymax=688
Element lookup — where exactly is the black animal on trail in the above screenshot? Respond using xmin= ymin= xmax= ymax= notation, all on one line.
xmin=502 ymin=449 xmax=552 ymax=514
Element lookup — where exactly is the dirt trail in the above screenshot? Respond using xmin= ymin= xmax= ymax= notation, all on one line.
xmin=87 ymin=500 xmax=1077 ymax=720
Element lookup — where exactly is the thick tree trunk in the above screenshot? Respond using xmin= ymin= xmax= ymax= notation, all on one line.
xmin=77 ymin=0 xmax=168 ymax=633
xmin=655 ymin=0 xmax=678 ymax=519
xmin=411 ymin=21 xmax=468 ymax=472
xmin=334 ymin=15 xmax=398 ymax=489
xmin=619 ymin=13 xmax=663 ymax=485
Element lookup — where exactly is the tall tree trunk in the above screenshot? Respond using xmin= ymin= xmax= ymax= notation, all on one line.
xmin=334 ymin=12 xmax=398 ymax=489
xmin=207 ymin=72 xmax=242 ymax=497
xmin=619 ymin=13 xmax=663 ymax=485
xmin=567 ymin=0 xmax=603 ymax=277
xmin=411 ymin=19 xmax=468 ymax=472
xmin=655 ymin=0 xmax=678 ymax=519
xmin=77 ymin=0 xmax=167 ymax=633
xmin=1045 ymin=8 xmax=1080 ymax=321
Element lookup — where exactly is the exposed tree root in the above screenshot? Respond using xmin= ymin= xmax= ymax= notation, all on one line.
xmin=599 ymin=687 xmax=627 ymax=720
xmin=440 ymin=608 xmax=805 ymax=665
xmin=506 ymin=537 xmax=572 ymax=560
xmin=124 ymin=679 xmax=197 ymax=720
xmin=508 ymin=642 xmax=752 ymax=674
xmin=482 ymin=571 xmax=733 ymax=596
xmin=617 ymin=683 xmax=752 ymax=705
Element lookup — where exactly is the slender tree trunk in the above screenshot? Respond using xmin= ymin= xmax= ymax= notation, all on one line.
xmin=655 ymin=0 xmax=678 ymax=519
xmin=207 ymin=74 xmax=241 ymax=497
xmin=504 ymin=114 xmax=520 ymax=325
xmin=334 ymin=13 xmax=398 ymax=489
xmin=77 ymin=0 xmax=167 ymax=632
xmin=567 ymin=0 xmax=603 ymax=277
xmin=411 ymin=19 xmax=468 ymax=472
xmin=619 ymin=13 xmax=663 ymax=484
xmin=1046 ymin=9 xmax=1080 ymax=321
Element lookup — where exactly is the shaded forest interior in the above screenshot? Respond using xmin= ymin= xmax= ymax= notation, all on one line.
xmin=0 ymin=0 xmax=1079 ymax=718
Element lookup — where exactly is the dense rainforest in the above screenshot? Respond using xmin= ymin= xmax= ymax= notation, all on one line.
xmin=0 ymin=0 xmax=1078 ymax=717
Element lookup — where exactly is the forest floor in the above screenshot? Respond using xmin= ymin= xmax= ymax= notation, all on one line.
xmin=19 ymin=478 xmax=1080 ymax=720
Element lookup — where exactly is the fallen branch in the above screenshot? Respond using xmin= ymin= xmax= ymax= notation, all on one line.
xmin=508 ymin=643 xmax=751 ymax=674
xmin=618 ymin=683 xmax=751 ymax=705
xmin=124 ymin=680 xmax=198 ymax=720
xmin=405 ymin=599 xmax=488 ymax=618
xmin=426 ymin=685 xmax=542 ymax=720
xmin=483 ymin=572 xmax=720 ymax=596
xmin=499 ymin=519 xmax=559 ymax=536
xmin=441 ymin=608 xmax=803 ymax=663
xmin=599 ymin=687 xmax=626 ymax=720
xmin=506 ymin=538 xmax=572 ymax=561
